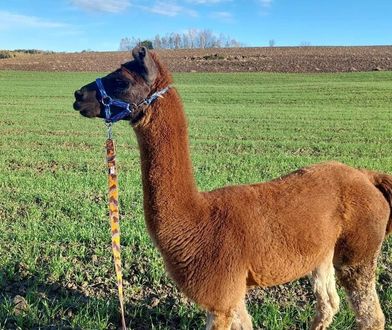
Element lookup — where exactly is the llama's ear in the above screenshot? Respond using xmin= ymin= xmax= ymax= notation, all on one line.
xmin=132 ymin=46 xmax=157 ymax=85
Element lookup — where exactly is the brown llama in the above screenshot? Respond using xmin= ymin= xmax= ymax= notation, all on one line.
xmin=73 ymin=46 xmax=392 ymax=330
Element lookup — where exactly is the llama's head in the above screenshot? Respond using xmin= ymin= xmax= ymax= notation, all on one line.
xmin=73 ymin=46 xmax=171 ymax=126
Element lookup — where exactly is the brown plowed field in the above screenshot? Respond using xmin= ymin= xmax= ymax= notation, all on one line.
xmin=1 ymin=46 xmax=391 ymax=73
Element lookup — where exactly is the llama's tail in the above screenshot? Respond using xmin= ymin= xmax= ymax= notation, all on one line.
xmin=363 ymin=170 xmax=392 ymax=236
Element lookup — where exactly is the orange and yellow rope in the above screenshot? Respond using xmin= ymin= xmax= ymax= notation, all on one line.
xmin=106 ymin=138 xmax=127 ymax=330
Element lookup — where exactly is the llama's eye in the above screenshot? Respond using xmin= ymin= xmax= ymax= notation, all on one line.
xmin=116 ymin=80 xmax=129 ymax=89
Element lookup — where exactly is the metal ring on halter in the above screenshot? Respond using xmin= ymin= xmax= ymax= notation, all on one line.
xmin=102 ymin=95 xmax=113 ymax=106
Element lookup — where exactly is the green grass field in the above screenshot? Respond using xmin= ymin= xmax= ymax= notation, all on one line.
xmin=0 ymin=70 xmax=391 ymax=329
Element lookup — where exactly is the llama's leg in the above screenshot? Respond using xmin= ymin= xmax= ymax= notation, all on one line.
xmin=206 ymin=310 xmax=234 ymax=330
xmin=230 ymin=300 xmax=253 ymax=330
xmin=310 ymin=252 xmax=340 ymax=330
xmin=336 ymin=259 xmax=385 ymax=330
xmin=206 ymin=302 xmax=253 ymax=330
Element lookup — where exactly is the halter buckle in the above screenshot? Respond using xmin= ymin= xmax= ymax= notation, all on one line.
xmin=106 ymin=121 xmax=113 ymax=139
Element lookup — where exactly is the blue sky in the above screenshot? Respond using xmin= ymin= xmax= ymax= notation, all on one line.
xmin=0 ymin=0 xmax=391 ymax=52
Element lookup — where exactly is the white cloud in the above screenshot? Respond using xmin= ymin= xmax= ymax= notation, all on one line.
xmin=211 ymin=11 xmax=233 ymax=22
xmin=186 ymin=0 xmax=229 ymax=4
xmin=137 ymin=1 xmax=197 ymax=17
xmin=259 ymin=0 xmax=273 ymax=8
xmin=70 ymin=0 xmax=130 ymax=13
xmin=0 ymin=11 xmax=68 ymax=30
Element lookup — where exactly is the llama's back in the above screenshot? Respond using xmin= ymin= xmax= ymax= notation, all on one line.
xmin=203 ymin=161 xmax=391 ymax=287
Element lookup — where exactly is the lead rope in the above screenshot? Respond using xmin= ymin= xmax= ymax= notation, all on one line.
xmin=105 ymin=123 xmax=127 ymax=330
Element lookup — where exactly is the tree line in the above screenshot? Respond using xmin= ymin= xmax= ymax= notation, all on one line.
xmin=119 ymin=29 xmax=243 ymax=51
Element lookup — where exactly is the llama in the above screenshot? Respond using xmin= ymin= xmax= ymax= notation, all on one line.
xmin=73 ymin=46 xmax=392 ymax=330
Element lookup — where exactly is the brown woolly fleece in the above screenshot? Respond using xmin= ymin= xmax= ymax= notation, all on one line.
xmin=74 ymin=46 xmax=392 ymax=330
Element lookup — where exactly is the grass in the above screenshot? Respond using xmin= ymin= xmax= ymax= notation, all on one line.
xmin=0 ymin=70 xmax=391 ymax=329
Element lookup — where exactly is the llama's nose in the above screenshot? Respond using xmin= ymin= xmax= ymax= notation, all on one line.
xmin=74 ymin=90 xmax=84 ymax=101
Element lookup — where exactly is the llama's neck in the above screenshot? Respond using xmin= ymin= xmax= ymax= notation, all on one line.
xmin=134 ymin=89 xmax=200 ymax=237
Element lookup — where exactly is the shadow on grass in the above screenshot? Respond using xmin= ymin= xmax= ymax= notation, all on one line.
xmin=0 ymin=270 xmax=204 ymax=329
xmin=1 ymin=273 xmax=110 ymax=329
xmin=1 ymin=252 xmax=390 ymax=330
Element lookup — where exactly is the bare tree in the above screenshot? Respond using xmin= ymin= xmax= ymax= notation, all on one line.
xmin=198 ymin=30 xmax=206 ymax=49
xmin=119 ymin=29 xmax=244 ymax=50
xmin=153 ymin=34 xmax=162 ymax=49
xmin=174 ymin=33 xmax=181 ymax=49
xmin=203 ymin=30 xmax=212 ymax=48
xmin=119 ymin=37 xmax=132 ymax=51
xmin=228 ymin=38 xmax=241 ymax=48
xmin=218 ymin=33 xmax=227 ymax=48
xmin=195 ymin=29 xmax=216 ymax=48
xmin=188 ymin=29 xmax=197 ymax=49
xmin=300 ymin=41 xmax=311 ymax=47
xmin=119 ymin=37 xmax=141 ymax=51
xmin=182 ymin=33 xmax=190 ymax=49
xmin=161 ymin=36 xmax=168 ymax=49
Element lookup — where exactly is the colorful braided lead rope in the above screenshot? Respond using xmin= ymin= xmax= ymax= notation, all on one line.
xmin=106 ymin=138 xmax=127 ymax=330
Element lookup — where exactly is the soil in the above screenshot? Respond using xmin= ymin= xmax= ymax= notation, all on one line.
xmin=0 ymin=46 xmax=391 ymax=73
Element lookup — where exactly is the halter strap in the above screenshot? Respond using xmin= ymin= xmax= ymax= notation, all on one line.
xmin=95 ymin=78 xmax=171 ymax=123
xmin=95 ymin=78 xmax=132 ymax=123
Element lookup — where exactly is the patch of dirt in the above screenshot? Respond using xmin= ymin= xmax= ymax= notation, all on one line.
xmin=0 ymin=46 xmax=391 ymax=73
xmin=12 ymin=295 xmax=29 ymax=316
xmin=247 ymin=277 xmax=313 ymax=308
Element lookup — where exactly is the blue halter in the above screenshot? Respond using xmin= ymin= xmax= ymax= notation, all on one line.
xmin=95 ymin=77 xmax=171 ymax=123
xmin=95 ymin=78 xmax=131 ymax=123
